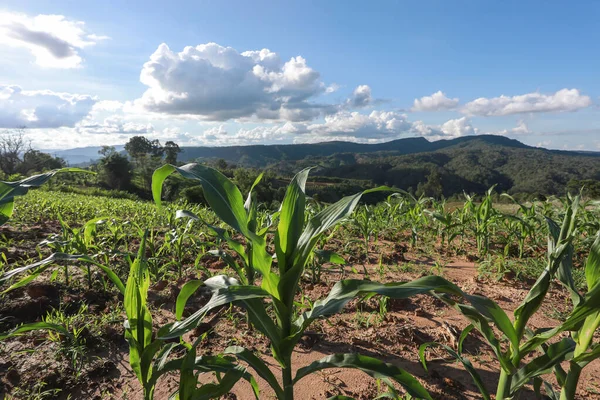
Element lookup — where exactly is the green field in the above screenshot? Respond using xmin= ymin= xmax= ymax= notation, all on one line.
xmin=1 ymin=167 xmax=600 ymax=400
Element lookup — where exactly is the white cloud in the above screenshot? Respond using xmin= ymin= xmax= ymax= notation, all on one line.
xmin=306 ymin=110 xmax=413 ymax=139
xmin=496 ymin=120 xmax=531 ymax=136
xmin=348 ymin=85 xmax=372 ymax=107
xmin=200 ymin=125 xmax=228 ymax=141
xmin=325 ymin=83 xmax=340 ymax=94
xmin=462 ymin=88 xmax=592 ymax=116
xmin=413 ymin=117 xmax=477 ymax=140
xmin=135 ymin=42 xmax=330 ymax=121
xmin=0 ymin=11 xmax=108 ymax=68
xmin=511 ymin=120 xmax=530 ymax=134
xmin=77 ymin=115 xmax=154 ymax=135
xmin=92 ymin=100 xmax=123 ymax=113
xmin=412 ymin=91 xmax=459 ymax=112
xmin=440 ymin=117 xmax=476 ymax=137
xmin=0 ymin=84 xmax=96 ymax=128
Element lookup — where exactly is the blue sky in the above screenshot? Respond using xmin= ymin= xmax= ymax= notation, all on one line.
xmin=0 ymin=1 xmax=598 ymax=150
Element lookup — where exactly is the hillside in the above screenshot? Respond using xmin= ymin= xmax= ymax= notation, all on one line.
xmin=269 ymin=137 xmax=600 ymax=197
xmin=178 ymin=135 xmax=532 ymax=167
xmin=50 ymin=135 xmax=600 ymax=198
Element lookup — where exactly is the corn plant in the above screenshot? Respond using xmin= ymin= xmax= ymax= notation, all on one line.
xmin=352 ymin=205 xmax=376 ymax=259
xmin=547 ymin=231 xmax=600 ymax=399
xmin=427 ymin=208 xmax=459 ymax=248
xmin=153 ymin=163 xmax=481 ymax=399
xmin=392 ymin=192 xmax=429 ymax=247
xmin=124 ymin=232 xmax=259 ymax=400
xmin=501 ymin=193 xmax=540 ymax=257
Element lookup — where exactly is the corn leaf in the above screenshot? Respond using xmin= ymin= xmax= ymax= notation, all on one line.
xmin=275 ymin=168 xmax=310 ymax=274
xmin=419 ymin=342 xmax=490 ymax=400
xmin=225 ymin=346 xmax=284 ymax=399
xmin=294 ymin=353 xmax=432 ymax=400
xmin=0 ymin=321 xmax=71 ymax=341
xmin=510 ymin=337 xmax=575 ymax=394
xmin=176 ymin=280 xmax=204 ymax=320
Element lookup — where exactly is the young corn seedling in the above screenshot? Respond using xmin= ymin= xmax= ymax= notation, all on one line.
xmin=125 ymin=232 xmax=259 ymax=400
xmin=153 ymin=163 xmax=472 ymax=400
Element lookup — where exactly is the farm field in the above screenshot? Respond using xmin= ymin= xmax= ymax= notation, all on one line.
xmin=1 ymin=167 xmax=600 ymax=400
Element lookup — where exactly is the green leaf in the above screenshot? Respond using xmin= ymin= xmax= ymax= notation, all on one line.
xmin=77 ymin=255 xmax=125 ymax=294
xmin=153 ymin=163 xmax=248 ymax=236
xmin=0 ymin=321 xmax=71 ymax=341
xmin=419 ymin=342 xmax=490 ymax=400
xmin=573 ymin=343 xmax=600 ymax=367
xmin=244 ymin=172 xmax=264 ymax=211
xmin=225 ymin=346 xmax=284 ymax=399
xmin=0 ymin=253 xmax=82 ymax=282
xmin=208 ymin=249 xmax=247 ymax=285
xmin=279 ymin=187 xmax=393 ymax=310
xmin=275 ymin=168 xmax=310 ymax=274
xmin=284 ymin=277 xmax=462 ymax=355
xmin=160 ymin=282 xmax=273 ymax=339
xmin=1 ymin=266 xmax=49 ymax=293
xmin=464 ymin=294 xmax=519 ymax=352
xmin=294 ymin=353 xmax=432 ymax=400
xmin=510 ymin=337 xmax=575 ymax=394
xmin=176 ymin=280 xmax=203 ymax=320
xmin=155 ymin=164 xmax=279 ymax=297
xmin=585 ymin=232 xmax=600 ymax=290
xmin=314 ymin=249 xmax=345 ymax=265
xmin=191 ymin=368 xmax=246 ymax=400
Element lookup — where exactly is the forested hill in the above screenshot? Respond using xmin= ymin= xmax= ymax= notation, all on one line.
xmin=177 ymin=134 xmax=600 ymax=198
xmin=265 ymin=137 xmax=600 ymax=197
xmin=178 ymin=135 xmax=532 ymax=167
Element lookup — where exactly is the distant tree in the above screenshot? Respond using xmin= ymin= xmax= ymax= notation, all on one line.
xmin=124 ymin=136 xmax=165 ymax=191
xmin=568 ymin=179 xmax=600 ymax=199
xmin=0 ymin=127 xmax=30 ymax=176
xmin=215 ymin=159 xmax=228 ymax=170
xmin=98 ymin=152 xmax=133 ymax=190
xmin=99 ymin=145 xmax=117 ymax=157
xmin=19 ymin=150 xmax=66 ymax=174
xmin=164 ymin=141 xmax=181 ymax=164
xmin=137 ymin=156 xmax=163 ymax=192
xmin=125 ymin=136 xmax=163 ymax=158
xmin=416 ymin=168 xmax=443 ymax=198
xmin=150 ymin=139 xmax=164 ymax=157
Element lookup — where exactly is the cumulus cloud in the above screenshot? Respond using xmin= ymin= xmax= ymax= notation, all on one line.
xmin=413 ymin=117 xmax=477 ymax=140
xmin=462 ymin=88 xmax=592 ymax=116
xmin=135 ymin=42 xmax=331 ymax=121
xmin=412 ymin=91 xmax=459 ymax=112
xmin=0 ymin=84 xmax=96 ymax=128
xmin=77 ymin=115 xmax=154 ymax=135
xmin=496 ymin=120 xmax=531 ymax=136
xmin=439 ymin=117 xmax=477 ymax=137
xmin=0 ymin=11 xmax=108 ymax=68
xmin=348 ymin=85 xmax=372 ymax=107
xmin=325 ymin=83 xmax=340 ymax=94
xmin=306 ymin=110 xmax=413 ymax=139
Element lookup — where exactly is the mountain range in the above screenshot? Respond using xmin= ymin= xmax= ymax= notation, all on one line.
xmin=52 ymin=135 xmax=537 ymax=166
xmin=48 ymin=135 xmax=600 ymax=196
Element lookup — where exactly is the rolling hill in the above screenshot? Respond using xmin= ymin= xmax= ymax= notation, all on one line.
xmin=52 ymin=135 xmax=600 ymax=197
xmin=177 ymin=135 xmax=533 ymax=167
